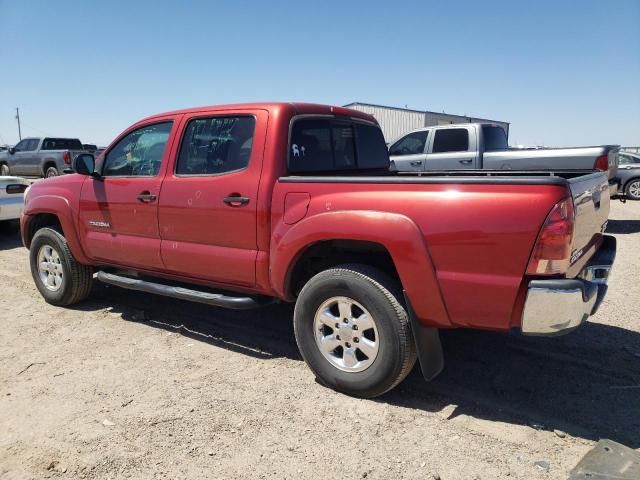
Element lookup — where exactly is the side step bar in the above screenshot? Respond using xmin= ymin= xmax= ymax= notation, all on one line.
xmin=96 ymin=271 xmax=270 ymax=310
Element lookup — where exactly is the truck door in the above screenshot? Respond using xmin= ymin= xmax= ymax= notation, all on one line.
xmin=77 ymin=120 xmax=176 ymax=270
xmin=26 ymin=139 xmax=43 ymax=176
xmin=388 ymin=130 xmax=429 ymax=172
xmin=157 ymin=110 xmax=267 ymax=287
xmin=425 ymin=127 xmax=477 ymax=170
xmin=9 ymin=139 xmax=35 ymax=176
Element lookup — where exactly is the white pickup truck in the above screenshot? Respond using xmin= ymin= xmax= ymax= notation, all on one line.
xmin=389 ymin=123 xmax=619 ymax=191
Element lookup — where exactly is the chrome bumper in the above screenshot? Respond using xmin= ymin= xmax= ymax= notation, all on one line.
xmin=521 ymin=235 xmax=616 ymax=336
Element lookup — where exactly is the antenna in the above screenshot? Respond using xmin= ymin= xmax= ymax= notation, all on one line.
xmin=15 ymin=107 xmax=22 ymax=141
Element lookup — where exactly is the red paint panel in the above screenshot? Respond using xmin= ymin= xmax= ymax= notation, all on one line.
xmin=161 ymin=240 xmax=256 ymax=286
xmin=283 ymin=192 xmax=310 ymax=225
xmin=158 ymin=109 xmax=268 ymax=287
xmin=78 ymin=176 xmax=164 ymax=269
xmin=271 ymin=182 xmax=567 ymax=331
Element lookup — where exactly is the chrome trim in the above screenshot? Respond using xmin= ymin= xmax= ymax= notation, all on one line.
xmin=521 ymin=286 xmax=596 ymax=336
xmin=521 ymin=234 xmax=615 ymax=336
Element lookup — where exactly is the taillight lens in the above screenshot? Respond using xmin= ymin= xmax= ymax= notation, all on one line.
xmin=63 ymin=151 xmax=71 ymax=164
xmin=6 ymin=184 xmax=28 ymax=195
xmin=526 ymin=197 xmax=575 ymax=275
xmin=594 ymin=154 xmax=609 ymax=171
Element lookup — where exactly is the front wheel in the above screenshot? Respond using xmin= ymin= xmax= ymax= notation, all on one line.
xmin=294 ymin=264 xmax=416 ymax=398
xmin=29 ymin=228 xmax=93 ymax=306
xmin=625 ymin=179 xmax=640 ymax=200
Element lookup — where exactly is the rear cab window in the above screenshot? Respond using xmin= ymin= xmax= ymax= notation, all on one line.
xmin=288 ymin=117 xmax=388 ymax=174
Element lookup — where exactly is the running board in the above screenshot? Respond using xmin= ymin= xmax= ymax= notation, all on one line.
xmin=96 ymin=271 xmax=269 ymax=310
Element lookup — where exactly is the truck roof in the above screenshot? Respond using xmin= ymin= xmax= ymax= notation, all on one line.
xmin=138 ymin=102 xmax=377 ymax=124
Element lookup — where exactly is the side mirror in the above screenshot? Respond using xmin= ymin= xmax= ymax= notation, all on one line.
xmin=8 ymin=147 xmax=16 ymax=155
xmin=73 ymin=153 xmax=96 ymax=176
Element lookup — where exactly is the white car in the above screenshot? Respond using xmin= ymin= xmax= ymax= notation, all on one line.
xmin=0 ymin=176 xmax=31 ymax=222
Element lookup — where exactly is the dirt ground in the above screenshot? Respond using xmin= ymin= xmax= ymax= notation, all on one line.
xmin=1 ymin=200 xmax=638 ymax=480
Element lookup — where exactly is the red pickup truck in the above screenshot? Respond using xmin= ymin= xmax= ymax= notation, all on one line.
xmin=21 ymin=103 xmax=616 ymax=398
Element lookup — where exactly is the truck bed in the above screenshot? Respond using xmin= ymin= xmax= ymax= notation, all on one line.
xmin=281 ymin=169 xmax=603 ymax=184
xmin=280 ymin=169 xmax=609 ymax=281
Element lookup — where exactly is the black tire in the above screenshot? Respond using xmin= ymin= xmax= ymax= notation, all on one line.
xmin=0 ymin=163 xmax=9 ymax=176
xmin=625 ymin=179 xmax=640 ymax=200
xmin=29 ymin=228 xmax=93 ymax=306
xmin=45 ymin=166 xmax=59 ymax=178
xmin=294 ymin=264 xmax=416 ymax=398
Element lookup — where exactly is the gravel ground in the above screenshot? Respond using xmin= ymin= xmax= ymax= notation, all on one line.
xmin=1 ymin=200 xmax=638 ymax=480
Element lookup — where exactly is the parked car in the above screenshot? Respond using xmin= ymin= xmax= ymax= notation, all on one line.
xmin=20 ymin=103 xmax=616 ymax=398
xmin=614 ymin=151 xmax=640 ymax=200
xmin=389 ymin=123 xmax=619 ymax=193
xmin=0 ymin=137 xmax=85 ymax=178
xmin=0 ymin=176 xmax=30 ymax=223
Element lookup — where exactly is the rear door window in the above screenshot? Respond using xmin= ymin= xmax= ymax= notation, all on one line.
xmin=176 ymin=116 xmax=256 ymax=175
xmin=389 ymin=131 xmax=428 ymax=156
xmin=432 ymin=128 xmax=469 ymax=153
xmin=289 ymin=118 xmax=388 ymax=173
xmin=620 ymin=154 xmax=640 ymax=165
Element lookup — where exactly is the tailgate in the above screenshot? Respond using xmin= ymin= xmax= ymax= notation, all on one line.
xmin=69 ymin=150 xmax=87 ymax=166
xmin=567 ymin=171 xmax=610 ymax=276
xmin=604 ymin=145 xmax=619 ymax=181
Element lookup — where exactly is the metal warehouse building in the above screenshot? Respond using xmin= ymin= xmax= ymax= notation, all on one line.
xmin=344 ymin=102 xmax=509 ymax=143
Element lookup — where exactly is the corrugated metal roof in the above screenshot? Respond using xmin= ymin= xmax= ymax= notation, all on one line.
xmin=344 ymin=101 xmax=509 ymax=126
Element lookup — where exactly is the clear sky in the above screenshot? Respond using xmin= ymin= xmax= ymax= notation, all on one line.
xmin=0 ymin=0 xmax=638 ymax=147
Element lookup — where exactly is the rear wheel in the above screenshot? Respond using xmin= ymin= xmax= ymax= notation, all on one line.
xmin=625 ymin=179 xmax=640 ymax=200
xmin=294 ymin=264 xmax=416 ymax=398
xmin=29 ymin=228 xmax=93 ymax=306
xmin=45 ymin=166 xmax=59 ymax=178
xmin=0 ymin=163 xmax=9 ymax=176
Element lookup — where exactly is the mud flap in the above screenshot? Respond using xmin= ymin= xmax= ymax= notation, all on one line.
xmin=403 ymin=291 xmax=444 ymax=381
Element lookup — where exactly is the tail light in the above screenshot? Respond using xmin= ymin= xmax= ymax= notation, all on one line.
xmin=594 ymin=154 xmax=609 ymax=171
xmin=63 ymin=151 xmax=71 ymax=164
xmin=526 ymin=197 xmax=575 ymax=275
xmin=6 ymin=184 xmax=28 ymax=195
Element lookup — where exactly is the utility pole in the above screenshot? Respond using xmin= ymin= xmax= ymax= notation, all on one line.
xmin=15 ymin=107 xmax=22 ymax=141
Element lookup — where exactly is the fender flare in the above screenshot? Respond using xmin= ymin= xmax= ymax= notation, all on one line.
xmin=270 ymin=210 xmax=451 ymax=328
xmin=23 ymin=195 xmax=90 ymax=264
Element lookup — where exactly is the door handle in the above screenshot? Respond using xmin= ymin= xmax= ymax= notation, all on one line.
xmin=223 ymin=195 xmax=250 ymax=207
xmin=410 ymin=161 xmax=423 ymax=167
xmin=137 ymin=191 xmax=157 ymax=203
xmin=458 ymin=159 xmax=473 ymax=165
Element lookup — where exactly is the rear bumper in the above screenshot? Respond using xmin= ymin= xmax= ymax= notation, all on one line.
xmin=521 ymin=235 xmax=616 ymax=336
